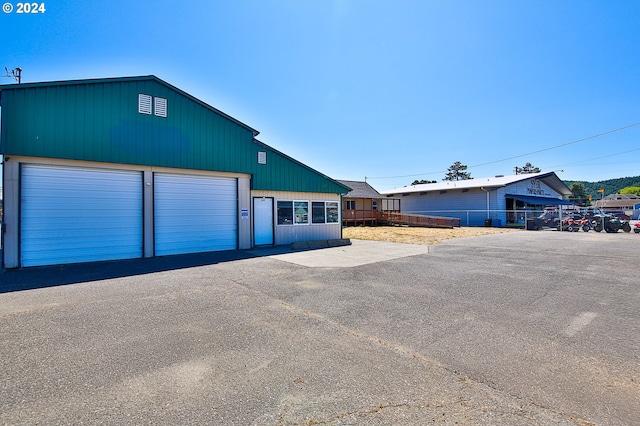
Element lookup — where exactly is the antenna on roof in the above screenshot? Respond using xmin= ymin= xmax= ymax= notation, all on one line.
xmin=3 ymin=67 xmax=22 ymax=83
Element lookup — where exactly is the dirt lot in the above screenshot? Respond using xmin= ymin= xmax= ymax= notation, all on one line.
xmin=342 ymin=225 xmax=518 ymax=245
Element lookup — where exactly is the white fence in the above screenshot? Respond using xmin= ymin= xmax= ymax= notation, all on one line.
xmin=406 ymin=209 xmax=562 ymax=227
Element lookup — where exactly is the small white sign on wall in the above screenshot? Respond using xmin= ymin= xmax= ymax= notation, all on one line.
xmin=241 ymin=208 xmax=249 ymax=219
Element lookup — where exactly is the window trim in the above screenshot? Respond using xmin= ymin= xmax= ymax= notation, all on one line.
xmin=277 ymin=200 xmax=340 ymax=225
xmin=325 ymin=201 xmax=340 ymax=224
xmin=277 ymin=200 xmax=294 ymax=225
xmin=277 ymin=200 xmax=309 ymax=226
xmin=294 ymin=201 xmax=309 ymax=225
xmin=312 ymin=201 xmax=326 ymax=224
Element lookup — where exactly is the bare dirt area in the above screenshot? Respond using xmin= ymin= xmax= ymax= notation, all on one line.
xmin=342 ymin=225 xmax=519 ymax=245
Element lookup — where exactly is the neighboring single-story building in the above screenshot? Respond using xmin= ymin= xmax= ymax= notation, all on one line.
xmin=380 ymin=172 xmax=573 ymax=227
xmin=0 ymin=75 xmax=350 ymax=268
xmin=337 ymin=179 xmax=397 ymax=226
xmin=594 ymin=194 xmax=640 ymax=219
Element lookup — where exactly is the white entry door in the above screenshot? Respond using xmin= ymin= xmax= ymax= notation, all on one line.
xmin=253 ymin=197 xmax=274 ymax=245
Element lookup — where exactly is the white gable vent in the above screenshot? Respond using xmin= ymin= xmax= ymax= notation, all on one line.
xmin=138 ymin=94 xmax=152 ymax=115
xmin=257 ymin=151 xmax=267 ymax=165
xmin=154 ymin=97 xmax=167 ymax=118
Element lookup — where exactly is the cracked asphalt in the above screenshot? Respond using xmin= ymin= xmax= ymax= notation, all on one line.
xmin=1 ymin=231 xmax=638 ymax=425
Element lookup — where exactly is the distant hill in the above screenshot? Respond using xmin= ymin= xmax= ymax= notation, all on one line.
xmin=563 ymin=176 xmax=640 ymax=199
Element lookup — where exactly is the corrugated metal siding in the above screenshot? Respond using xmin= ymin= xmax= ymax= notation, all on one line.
xmin=252 ymin=190 xmax=341 ymax=245
xmin=250 ymin=145 xmax=346 ymax=194
xmin=401 ymin=189 xmax=489 ymax=213
xmin=0 ymin=77 xmax=346 ymax=195
xmin=400 ymin=188 xmax=496 ymax=226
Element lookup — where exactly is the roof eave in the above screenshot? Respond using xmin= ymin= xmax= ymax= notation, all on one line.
xmin=254 ymin=139 xmax=351 ymax=194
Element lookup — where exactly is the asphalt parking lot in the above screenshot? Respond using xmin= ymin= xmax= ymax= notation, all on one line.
xmin=1 ymin=231 xmax=639 ymax=425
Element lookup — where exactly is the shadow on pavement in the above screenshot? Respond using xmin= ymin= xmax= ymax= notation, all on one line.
xmin=0 ymin=246 xmax=296 ymax=294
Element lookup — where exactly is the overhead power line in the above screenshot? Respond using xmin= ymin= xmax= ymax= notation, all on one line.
xmin=551 ymin=147 xmax=640 ymax=168
xmin=366 ymin=120 xmax=640 ymax=180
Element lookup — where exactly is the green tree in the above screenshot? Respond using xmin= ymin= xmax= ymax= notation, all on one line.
xmin=568 ymin=182 xmax=589 ymax=206
xmin=620 ymin=186 xmax=640 ymax=196
xmin=411 ymin=179 xmax=438 ymax=185
xmin=443 ymin=161 xmax=472 ymax=181
xmin=514 ymin=162 xmax=541 ymax=174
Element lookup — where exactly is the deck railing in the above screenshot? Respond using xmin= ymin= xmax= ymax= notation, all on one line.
xmin=378 ymin=212 xmax=460 ymax=228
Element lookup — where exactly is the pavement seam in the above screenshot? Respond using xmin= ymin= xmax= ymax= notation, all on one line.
xmin=231 ymin=278 xmax=596 ymax=426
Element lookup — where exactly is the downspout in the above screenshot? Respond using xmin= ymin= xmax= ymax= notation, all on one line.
xmin=481 ymin=187 xmax=490 ymax=219
xmin=340 ymin=193 xmax=343 ymax=238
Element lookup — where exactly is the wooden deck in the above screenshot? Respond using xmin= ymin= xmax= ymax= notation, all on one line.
xmin=342 ymin=209 xmax=380 ymax=226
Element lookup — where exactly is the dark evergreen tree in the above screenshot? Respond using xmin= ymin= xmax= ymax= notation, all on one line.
xmin=443 ymin=161 xmax=472 ymax=181
xmin=514 ymin=162 xmax=541 ymax=174
xmin=568 ymin=183 xmax=589 ymax=206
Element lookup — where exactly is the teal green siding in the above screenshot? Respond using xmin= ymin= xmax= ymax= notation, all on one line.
xmin=251 ymin=141 xmax=348 ymax=193
xmin=0 ymin=76 xmax=348 ymax=194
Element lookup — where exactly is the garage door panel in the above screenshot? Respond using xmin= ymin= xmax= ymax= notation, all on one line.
xmin=21 ymin=165 xmax=143 ymax=267
xmin=155 ymin=174 xmax=237 ymax=256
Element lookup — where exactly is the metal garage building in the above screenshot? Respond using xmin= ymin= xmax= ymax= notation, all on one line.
xmin=0 ymin=76 xmax=350 ymax=268
xmin=380 ymin=172 xmax=572 ymax=227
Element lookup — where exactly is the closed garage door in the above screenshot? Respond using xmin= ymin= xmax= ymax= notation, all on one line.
xmin=21 ymin=165 xmax=143 ymax=267
xmin=154 ymin=173 xmax=237 ymax=256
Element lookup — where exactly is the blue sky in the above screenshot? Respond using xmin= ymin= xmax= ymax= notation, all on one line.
xmin=2 ymin=0 xmax=639 ymax=191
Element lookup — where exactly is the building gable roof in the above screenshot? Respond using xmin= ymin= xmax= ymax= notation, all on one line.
xmin=0 ymin=75 xmax=260 ymax=136
xmin=254 ymin=140 xmax=351 ymax=194
xmin=380 ymin=172 xmax=572 ymax=197
xmin=337 ymin=180 xmax=382 ymax=198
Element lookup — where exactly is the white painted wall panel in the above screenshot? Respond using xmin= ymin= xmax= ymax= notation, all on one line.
xmin=154 ymin=173 xmax=237 ymax=255
xmin=252 ymin=190 xmax=341 ymax=245
xmin=20 ymin=165 xmax=143 ymax=266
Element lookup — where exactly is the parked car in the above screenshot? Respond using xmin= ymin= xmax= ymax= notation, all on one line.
xmin=634 ymin=223 xmax=640 ymax=234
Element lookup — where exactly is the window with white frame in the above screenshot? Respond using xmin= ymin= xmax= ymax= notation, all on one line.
xmin=278 ymin=201 xmax=339 ymax=225
xmin=277 ymin=201 xmax=293 ymax=225
xmin=294 ymin=201 xmax=309 ymax=224
xmin=312 ymin=202 xmax=325 ymax=223
xmin=326 ymin=202 xmax=339 ymax=223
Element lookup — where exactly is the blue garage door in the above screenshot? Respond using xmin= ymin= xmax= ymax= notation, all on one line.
xmin=154 ymin=173 xmax=237 ymax=256
xmin=20 ymin=165 xmax=143 ymax=267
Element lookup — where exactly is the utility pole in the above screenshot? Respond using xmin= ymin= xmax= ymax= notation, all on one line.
xmin=4 ymin=67 xmax=22 ymax=83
